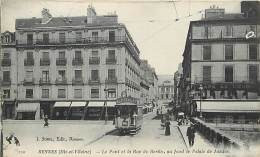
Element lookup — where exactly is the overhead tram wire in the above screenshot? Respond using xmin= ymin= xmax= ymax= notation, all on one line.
xmin=42 ymin=0 xmax=239 ymax=3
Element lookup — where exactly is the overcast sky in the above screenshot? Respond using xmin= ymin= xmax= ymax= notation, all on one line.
xmin=1 ymin=0 xmax=242 ymax=75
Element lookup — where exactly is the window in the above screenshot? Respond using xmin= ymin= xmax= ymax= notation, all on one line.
xmin=42 ymin=71 xmax=49 ymax=82
xmin=107 ymin=89 xmax=116 ymax=98
xmin=91 ymin=88 xmax=99 ymax=98
xmin=225 ymin=25 xmax=232 ymax=36
xmin=3 ymin=53 xmax=10 ymax=59
xmin=109 ymin=31 xmax=115 ymax=42
xmin=92 ymin=51 xmax=98 ymax=57
xmin=225 ymin=66 xmax=233 ymax=82
xmin=58 ymin=70 xmax=66 ymax=80
xmin=42 ymin=52 xmax=49 ymax=59
xmin=203 ymin=66 xmax=211 ymax=83
xmin=204 ymin=26 xmax=211 ymax=38
xmin=225 ymin=45 xmax=233 ymax=60
xmin=92 ymin=32 xmax=98 ymax=41
xmin=91 ymin=70 xmax=99 ymax=81
xmin=249 ymin=44 xmax=257 ymax=60
xmin=249 ymin=65 xmax=258 ymax=82
xmin=203 ymin=45 xmax=211 ymax=60
xmin=27 ymin=52 xmax=33 ymax=59
xmin=27 ymin=34 xmax=33 ymax=44
xmin=161 ymin=87 xmax=165 ymax=93
xmin=59 ymin=32 xmax=65 ymax=43
xmin=108 ymin=69 xmax=116 ymax=80
xmin=108 ymin=50 xmax=115 ymax=59
xmin=58 ymin=89 xmax=66 ymax=98
xmin=43 ymin=33 xmax=49 ymax=44
xmin=74 ymin=89 xmax=82 ymax=98
xmin=75 ymin=51 xmax=82 ymax=59
xmin=3 ymin=89 xmax=10 ymax=98
xmin=75 ymin=70 xmax=82 ymax=79
xmin=59 ymin=51 xmax=65 ymax=59
xmin=3 ymin=71 xmax=10 ymax=82
xmin=25 ymin=70 xmax=33 ymax=81
xmin=26 ymin=89 xmax=33 ymax=98
xmin=42 ymin=89 xmax=49 ymax=98
xmin=76 ymin=32 xmax=82 ymax=43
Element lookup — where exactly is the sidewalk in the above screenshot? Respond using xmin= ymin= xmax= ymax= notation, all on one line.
xmin=176 ymin=121 xmax=216 ymax=150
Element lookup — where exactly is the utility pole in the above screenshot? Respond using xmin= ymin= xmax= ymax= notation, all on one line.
xmin=0 ymin=91 xmax=5 ymax=157
xmin=104 ymin=88 xmax=109 ymax=125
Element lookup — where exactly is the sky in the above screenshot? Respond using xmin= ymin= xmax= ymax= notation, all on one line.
xmin=1 ymin=0 xmax=242 ymax=75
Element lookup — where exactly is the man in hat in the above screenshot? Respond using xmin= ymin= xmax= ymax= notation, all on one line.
xmin=186 ymin=123 xmax=196 ymax=147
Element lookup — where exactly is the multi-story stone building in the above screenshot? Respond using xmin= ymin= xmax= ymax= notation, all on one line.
xmin=1 ymin=6 xmax=144 ymax=120
xmin=158 ymin=75 xmax=174 ymax=106
xmin=181 ymin=1 xmax=260 ymax=123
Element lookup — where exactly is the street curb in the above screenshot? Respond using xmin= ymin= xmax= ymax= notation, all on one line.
xmin=176 ymin=126 xmax=189 ymax=150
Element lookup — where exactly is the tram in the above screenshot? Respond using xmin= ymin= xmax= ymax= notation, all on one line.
xmin=115 ymin=96 xmax=143 ymax=135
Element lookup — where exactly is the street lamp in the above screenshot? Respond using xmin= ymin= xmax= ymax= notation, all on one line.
xmin=199 ymin=84 xmax=203 ymax=118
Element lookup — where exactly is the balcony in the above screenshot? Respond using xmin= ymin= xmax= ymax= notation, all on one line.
xmin=72 ymin=78 xmax=84 ymax=85
xmin=91 ymin=93 xmax=99 ymax=98
xmin=88 ymin=79 xmax=100 ymax=85
xmin=23 ymin=78 xmax=35 ymax=86
xmin=40 ymin=58 xmax=50 ymax=66
xmin=106 ymin=58 xmax=117 ymax=64
xmin=56 ymin=58 xmax=67 ymax=66
xmin=39 ymin=78 xmax=51 ymax=85
xmin=1 ymin=80 xmax=11 ymax=86
xmin=55 ymin=78 xmax=67 ymax=85
xmin=1 ymin=58 xmax=11 ymax=66
xmin=24 ymin=58 xmax=34 ymax=66
xmin=72 ymin=58 xmax=83 ymax=66
xmin=89 ymin=57 xmax=100 ymax=65
xmin=105 ymin=77 xmax=117 ymax=84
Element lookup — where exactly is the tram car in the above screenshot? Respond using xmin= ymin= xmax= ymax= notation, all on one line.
xmin=115 ymin=96 xmax=143 ymax=135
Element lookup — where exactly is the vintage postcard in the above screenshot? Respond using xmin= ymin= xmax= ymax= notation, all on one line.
xmin=0 ymin=0 xmax=260 ymax=156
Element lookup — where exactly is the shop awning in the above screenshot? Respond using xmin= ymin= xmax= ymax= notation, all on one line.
xmin=106 ymin=101 xmax=116 ymax=107
xmin=54 ymin=102 xmax=71 ymax=107
xmin=87 ymin=101 xmax=104 ymax=107
xmin=196 ymin=101 xmax=260 ymax=113
xmin=16 ymin=103 xmax=39 ymax=112
xmin=71 ymin=101 xmax=87 ymax=107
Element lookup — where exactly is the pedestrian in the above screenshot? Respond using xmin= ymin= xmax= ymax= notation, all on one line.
xmin=165 ymin=118 xmax=171 ymax=136
xmin=13 ymin=136 xmax=20 ymax=146
xmin=6 ymin=134 xmax=13 ymax=144
xmin=186 ymin=123 xmax=196 ymax=147
xmin=43 ymin=115 xmax=49 ymax=127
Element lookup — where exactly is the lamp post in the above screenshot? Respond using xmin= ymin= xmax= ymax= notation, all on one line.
xmin=104 ymin=88 xmax=108 ymax=125
xmin=199 ymin=84 xmax=203 ymax=118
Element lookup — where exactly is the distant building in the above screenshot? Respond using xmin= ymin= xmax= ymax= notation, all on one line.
xmin=181 ymin=1 xmax=260 ymax=123
xmin=157 ymin=75 xmax=174 ymax=105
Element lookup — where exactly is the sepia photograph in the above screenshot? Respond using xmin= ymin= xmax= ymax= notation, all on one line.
xmin=0 ymin=0 xmax=260 ymax=156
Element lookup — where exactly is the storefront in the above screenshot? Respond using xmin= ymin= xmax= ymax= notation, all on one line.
xmin=68 ymin=101 xmax=87 ymax=120
xmin=85 ymin=101 xmax=115 ymax=120
xmin=196 ymin=100 xmax=260 ymax=123
xmin=3 ymin=101 xmax=15 ymax=119
xmin=40 ymin=101 xmax=54 ymax=119
xmin=53 ymin=101 xmax=71 ymax=120
xmin=16 ymin=102 xmax=40 ymax=120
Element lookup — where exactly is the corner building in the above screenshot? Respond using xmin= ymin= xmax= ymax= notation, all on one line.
xmin=14 ymin=6 xmax=141 ymax=120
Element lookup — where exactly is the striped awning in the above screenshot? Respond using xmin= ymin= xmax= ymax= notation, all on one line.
xmin=71 ymin=101 xmax=86 ymax=107
xmin=106 ymin=101 xmax=116 ymax=107
xmin=196 ymin=101 xmax=260 ymax=113
xmin=87 ymin=101 xmax=104 ymax=107
xmin=54 ymin=102 xmax=71 ymax=107
xmin=16 ymin=103 xmax=39 ymax=112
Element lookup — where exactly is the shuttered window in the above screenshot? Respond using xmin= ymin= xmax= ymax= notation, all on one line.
xmin=76 ymin=32 xmax=82 ymax=43
xmin=225 ymin=45 xmax=233 ymax=60
xmin=203 ymin=45 xmax=211 ymax=60
xmin=91 ymin=88 xmax=99 ymax=98
xmin=249 ymin=65 xmax=258 ymax=82
xmin=249 ymin=44 xmax=257 ymax=60
xmin=203 ymin=66 xmax=211 ymax=83
xmin=108 ymin=69 xmax=116 ymax=80
xmin=59 ymin=33 xmax=65 ymax=43
xmin=58 ymin=89 xmax=66 ymax=98
xmin=91 ymin=70 xmax=99 ymax=80
xmin=225 ymin=66 xmax=233 ymax=82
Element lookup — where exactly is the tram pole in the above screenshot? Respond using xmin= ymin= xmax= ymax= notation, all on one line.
xmin=104 ymin=88 xmax=108 ymax=125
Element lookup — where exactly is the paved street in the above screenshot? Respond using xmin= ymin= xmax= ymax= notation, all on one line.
xmin=4 ymin=111 xmax=246 ymax=157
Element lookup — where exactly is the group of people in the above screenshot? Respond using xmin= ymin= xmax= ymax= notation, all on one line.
xmin=6 ymin=134 xmax=20 ymax=146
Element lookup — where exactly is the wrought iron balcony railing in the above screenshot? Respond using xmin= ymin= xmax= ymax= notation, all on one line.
xmin=56 ymin=58 xmax=67 ymax=66
xmin=24 ymin=58 xmax=34 ymax=66
xmin=91 ymin=93 xmax=99 ymax=98
xmin=106 ymin=58 xmax=117 ymax=64
xmin=72 ymin=78 xmax=84 ymax=85
xmin=89 ymin=57 xmax=100 ymax=65
xmin=40 ymin=58 xmax=50 ymax=66
xmin=72 ymin=58 xmax=83 ymax=66
xmin=1 ymin=80 xmax=11 ymax=86
xmin=23 ymin=78 xmax=35 ymax=85
xmin=1 ymin=58 xmax=11 ymax=66
xmin=39 ymin=78 xmax=51 ymax=85
xmin=105 ymin=77 xmax=117 ymax=84
xmin=88 ymin=79 xmax=100 ymax=85
xmin=55 ymin=78 xmax=67 ymax=85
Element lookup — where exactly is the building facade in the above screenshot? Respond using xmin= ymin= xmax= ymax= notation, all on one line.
xmin=157 ymin=75 xmax=174 ymax=105
xmin=181 ymin=1 xmax=260 ymax=123
xmin=0 ymin=6 xmax=145 ymax=120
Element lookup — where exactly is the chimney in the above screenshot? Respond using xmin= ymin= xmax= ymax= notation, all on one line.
xmin=87 ymin=5 xmax=97 ymax=24
xmin=41 ymin=8 xmax=52 ymax=24
xmin=204 ymin=5 xmax=225 ymax=19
